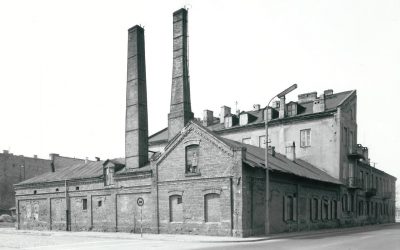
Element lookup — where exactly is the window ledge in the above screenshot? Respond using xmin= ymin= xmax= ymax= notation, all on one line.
xmin=185 ymin=172 xmax=201 ymax=177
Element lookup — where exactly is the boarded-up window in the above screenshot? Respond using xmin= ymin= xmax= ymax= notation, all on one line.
xmin=33 ymin=203 xmax=39 ymax=220
xmin=169 ymin=195 xmax=183 ymax=222
xmin=185 ymin=145 xmax=199 ymax=174
xmin=204 ymin=193 xmax=221 ymax=222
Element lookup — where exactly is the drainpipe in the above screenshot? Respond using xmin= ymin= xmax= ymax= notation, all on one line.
xmin=65 ymin=180 xmax=69 ymax=231
xmin=230 ymin=177 xmax=234 ymax=236
xmin=156 ymin=164 xmax=160 ymax=234
xmin=297 ymin=183 xmax=300 ymax=231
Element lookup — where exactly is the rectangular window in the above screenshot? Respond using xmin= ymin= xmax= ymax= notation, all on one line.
xmin=300 ymin=129 xmax=311 ymax=147
xmin=284 ymin=195 xmax=297 ymax=222
xmin=349 ymin=131 xmax=353 ymax=153
xmin=359 ymin=201 xmax=364 ymax=216
xmin=360 ymin=171 xmax=364 ymax=188
xmin=287 ymin=104 xmax=297 ymax=117
xmin=322 ymin=199 xmax=329 ymax=220
xmin=310 ymin=198 xmax=319 ymax=221
xmin=331 ymin=200 xmax=337 ymax=219
xmin=242 ymin=137 xmax=251 ymax=145
xmin=82 ymin=199 xmax=87 ymax=210
xmin=259 ymin=135 xmax=266 ymax=148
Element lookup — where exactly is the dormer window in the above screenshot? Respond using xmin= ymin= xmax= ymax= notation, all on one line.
xmin=105 ymin=166 xmax=115 ymax=186
xmin=287 ymin=103 xmax=298 ymax=117
xmin=185 ymin=145 xmax=199 ymax=174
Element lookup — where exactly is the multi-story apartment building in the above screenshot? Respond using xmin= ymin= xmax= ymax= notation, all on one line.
xmin=0 ymin=150 xmax=86 ymax=214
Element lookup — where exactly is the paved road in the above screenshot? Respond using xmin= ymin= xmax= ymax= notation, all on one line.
xmin=205 ymin=223 xmax=400 ymax=250
xmin=0 ymin=223 xmax=399 ymax=249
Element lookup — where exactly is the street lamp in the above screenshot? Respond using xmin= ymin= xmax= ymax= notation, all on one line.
xmin=265 ymin=84 xmax=297 ymax=235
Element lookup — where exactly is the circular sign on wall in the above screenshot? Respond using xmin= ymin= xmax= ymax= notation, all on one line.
xmin=137 ymin=197 xmax=144 ymax=207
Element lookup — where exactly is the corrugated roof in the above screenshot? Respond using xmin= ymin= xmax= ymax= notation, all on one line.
xmin=53 ymin=156 xmax=86 ymax=171
xmin=16 ymin=161 xmax=105 ymax=185
xmin=16 ymin=157 xmax=154 ymax=186
xmin=221 ymin=138 xmax=341 ymax=185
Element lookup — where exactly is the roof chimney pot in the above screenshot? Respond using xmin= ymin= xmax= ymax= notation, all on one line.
xmin=202 ymin=110 xmax=214 ymax=126
xmin=220 ymin=106 xmax=231 ymax=124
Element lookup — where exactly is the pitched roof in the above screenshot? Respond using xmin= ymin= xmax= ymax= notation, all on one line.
xmin=206 ymin=90 xmax=353 ymax=131
xmin=149 ymin=127 xmax=168 ymax=145
xmin=53 ymin=156 xmax=86 ymax=171
xmin=220 ymin=137 xmax=341 ymax=185
xmin=15 ymin=157 xmax=153 ymax=186
xmin=148 ymin=90 xmax=354 ymax=144
xmin=16 ymin=161 xmax=105 ymax=185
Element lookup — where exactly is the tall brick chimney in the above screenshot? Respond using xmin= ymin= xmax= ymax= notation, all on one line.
xmin=125 ymin=25 xmax=148 ymax=169
xmin=168 ymin=8 xmax=194 ymax=140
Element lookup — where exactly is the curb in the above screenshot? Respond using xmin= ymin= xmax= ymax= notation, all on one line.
xmin=0 ymin=223 xmax=397 ymax=243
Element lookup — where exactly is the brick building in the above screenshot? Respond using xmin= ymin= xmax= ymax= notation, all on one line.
xmin=14 ymin=8 xmax=396 ymax=237
xmin=0 ymin=151 xmax=85 ymax=214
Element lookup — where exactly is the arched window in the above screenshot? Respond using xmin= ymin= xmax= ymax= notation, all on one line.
xmin=169 ymin=195 xmax=183 ymax=222
xmin=322 ymin=199 xmax=329 ymax=220
xmin=185 ymin=145 xmax=199 ymax=174
xmin=204 ymin=193 xmax=221 ymax=222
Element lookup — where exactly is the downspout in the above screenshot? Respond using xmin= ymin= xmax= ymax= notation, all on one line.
xmin=230 ymin=177 xmax=234 ymax=236
xmin=297 ymin=183 xmax=300 ymax=231
xmin=156 ymin=164 xmax=160 ymax=234
xmin=65 ymin=179 xmax=69 ymax=231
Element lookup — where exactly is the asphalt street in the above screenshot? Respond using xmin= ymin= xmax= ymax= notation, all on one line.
xmin=0 ymin=223 xmax=398 ymax=250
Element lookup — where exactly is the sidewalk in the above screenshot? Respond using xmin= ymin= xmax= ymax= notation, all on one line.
xmin=0 ymin=223 xmax=397 ymax=243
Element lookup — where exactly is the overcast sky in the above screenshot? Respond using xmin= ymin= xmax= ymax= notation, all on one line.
xmin=0 ymin=0 xmax=399 ymax=181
